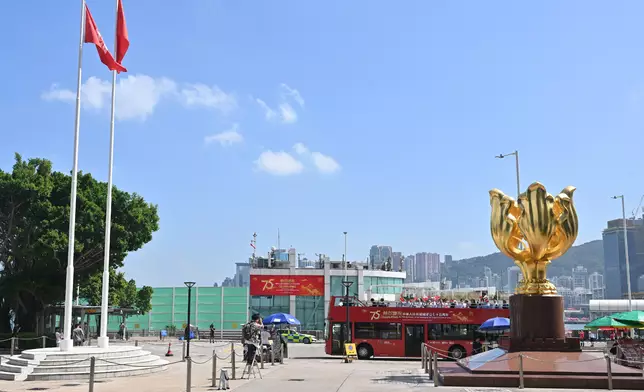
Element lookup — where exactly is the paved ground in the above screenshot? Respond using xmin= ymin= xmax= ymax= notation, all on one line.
xmin=0 ymin=340 xmax=637 ymax=392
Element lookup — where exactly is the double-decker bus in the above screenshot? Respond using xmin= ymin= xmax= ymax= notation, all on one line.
xmin=325 ymin=296 xmax=509 ymax=360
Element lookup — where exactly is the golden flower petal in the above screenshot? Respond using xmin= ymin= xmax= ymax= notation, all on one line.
xmin=518 ymin=182 xmax=556 ymax=261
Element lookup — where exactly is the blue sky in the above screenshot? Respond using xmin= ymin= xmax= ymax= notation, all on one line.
xmin=1 ymin=1 xmax=643 ymax=286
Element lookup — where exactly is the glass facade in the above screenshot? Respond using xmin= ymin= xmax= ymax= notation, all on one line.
xmin=295 ymin=296 xmax=324 ymax=331
xmin=603 ymin=229 xmax=641 ymax=299
xmin=249 ymin=295 xmax=289 ymax=320
xmin=364 ymin=276 xmax=404 ymax=295
xmin=96 ymin=286 xmax=249 ymax=334
xmin=330 ymin=276 xmax=358 ymax=297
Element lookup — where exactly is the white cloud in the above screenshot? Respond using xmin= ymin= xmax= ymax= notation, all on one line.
xmin=255 ymin=151 xmax=304 ymax=176
xmin=41 ymin=74 xmax=234 ymax=121
xmin=293 ymin=142 xmax=309 ymax=155
xmin=205 ymin=124 xmax=243 ymax=146
xmin=180 ymin=84 xmax=236 ymax=113
xmin=280 ymin=83 xmax=305 ymax=107
xmin=311 ymin=152 xmax=341 ymax=174
xmin=291 ymin=143 xmax=341 ymax=174
xmin=41 ymin=84 xmax=75 ymax=102
xmin=279 ymin=103 xmax=297 ymax=124
xmin=256 ymin=98 xmax=276 ymax=120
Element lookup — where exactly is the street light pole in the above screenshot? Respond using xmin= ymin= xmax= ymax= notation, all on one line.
xmin=341 ymin=280 xmax=354 ymax=359
xmin=495 ymin=150 xmax=521 ymax=199
xmin=184 ymin=282 xmax=196 ymax=358
xmin=612 ymin=196 xmax=632 ymax=311
xmin=343 ymin=231 xmax=348 ymax=278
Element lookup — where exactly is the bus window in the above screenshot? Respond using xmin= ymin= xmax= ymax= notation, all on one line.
xmin=427 ymin=324 xmax=441 ymax=340
xmin=428 ymin=324 xmax=477 ymax=340
xmin=355 ymin=322 xmax=402 ymax=340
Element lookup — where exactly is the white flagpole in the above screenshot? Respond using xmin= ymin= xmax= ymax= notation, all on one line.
xmin=61 ymin=0 xmax=87 ymax=352
xmin=97 ymin=0 xmax=120 ymax=349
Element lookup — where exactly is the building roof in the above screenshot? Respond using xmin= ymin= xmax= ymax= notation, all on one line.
xmin=589 ymin=299 xmax=644 ymax=312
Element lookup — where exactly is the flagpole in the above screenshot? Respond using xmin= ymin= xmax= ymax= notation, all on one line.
xmin=97 ymin=0 xmax=120 ymax=349
xmin=61 ymin=0 xmax=87 ymax=352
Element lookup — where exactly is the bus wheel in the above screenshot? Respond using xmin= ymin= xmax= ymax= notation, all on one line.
xmin=448 ymin=345 xmax=466 ymax=360
xmin=356 ymin=343 xmax=373 ymax=359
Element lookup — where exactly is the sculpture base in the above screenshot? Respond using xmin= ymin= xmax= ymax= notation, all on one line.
xmin=503 ymin=294 xmax=580 ymax=352
xmin=439 ymin=349 xmax=644 ymax=389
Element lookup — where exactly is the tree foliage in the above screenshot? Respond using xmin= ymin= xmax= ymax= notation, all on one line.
xmin=0 ymin=154 xmax=159 ymax=332
xmin=79 ymin=268 xmax=154 ymax=314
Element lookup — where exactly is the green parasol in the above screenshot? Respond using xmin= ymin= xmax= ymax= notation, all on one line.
xmin=584 ymin=316 xmax=632 ymax=329
xmin=611 ymin=310 xmax=644 ymax=326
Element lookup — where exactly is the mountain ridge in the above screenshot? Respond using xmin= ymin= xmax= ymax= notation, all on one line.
xmin=449 ymin=240 xmax=604 ymax=281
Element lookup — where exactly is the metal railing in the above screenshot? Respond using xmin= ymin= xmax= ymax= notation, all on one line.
xmin=419 ymin=341 xmax=641 ymax=390
xmin=0 ymin=339 xmax=288 ymax=392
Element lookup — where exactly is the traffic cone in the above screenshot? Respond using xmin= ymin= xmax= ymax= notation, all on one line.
xmin=165 ymin=343 xmax=174 ymax=357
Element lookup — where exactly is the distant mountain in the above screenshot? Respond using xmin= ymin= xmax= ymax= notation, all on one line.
xmin=449 ymin=240 xmax=604 ymax=279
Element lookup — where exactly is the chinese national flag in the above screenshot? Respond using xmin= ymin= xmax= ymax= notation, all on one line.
xmin=115 ymin=0 xmax=129 ymax=64
xmin=84 ymin=4 xmax=127 ymax=73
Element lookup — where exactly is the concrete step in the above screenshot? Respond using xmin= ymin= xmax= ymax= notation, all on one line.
xmin=26 ymin=359 xmax=169 ymax=381
xmin=20 ymin=346 xmax=144 ymax=361
xmin=31 ymin=355 xmax=160 ymax=374
xmin=0 ymin=370 xmax=26 ymax=381
xmin=10 ymin=350 xmax=152 ymax=367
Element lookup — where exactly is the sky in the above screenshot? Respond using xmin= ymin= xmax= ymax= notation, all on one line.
xmin=1 ymin=1 xmax=644 ymax=286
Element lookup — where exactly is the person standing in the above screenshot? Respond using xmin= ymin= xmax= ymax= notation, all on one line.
xmin=55 ymin=328 xmax=63 ymax=346
xmin=209 ymin=323 xmax=216 ymax=343
xmin=242 ymin=314 xmax=262 ymax=365
xmin=72 ymin=324 xmax=85 ymax=347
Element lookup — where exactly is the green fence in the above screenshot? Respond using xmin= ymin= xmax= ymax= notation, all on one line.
xmin=99 ymin=286 xmax=249 ymax=334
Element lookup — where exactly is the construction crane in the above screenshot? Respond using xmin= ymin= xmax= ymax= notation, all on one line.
xmin=632 ymin=195 xmax=644 ymax=219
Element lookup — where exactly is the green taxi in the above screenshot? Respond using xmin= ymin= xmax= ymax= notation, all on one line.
xmin=279 ymin=329 xmax=317 ymax=344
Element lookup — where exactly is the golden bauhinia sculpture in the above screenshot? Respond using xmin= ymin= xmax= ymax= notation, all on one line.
xmin=489 ymin=182 xmax=578 ymax=295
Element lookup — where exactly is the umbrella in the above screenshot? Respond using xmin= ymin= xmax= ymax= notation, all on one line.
xmin=262 ymin=313 xmax=301 ymax=325
xmin=479 ymin=317 xmax=510 ymax=331
xmin=584 ymin=316 xmax=632 ymax=329
xmin=611 ymin=310 xmax=644 ymax=326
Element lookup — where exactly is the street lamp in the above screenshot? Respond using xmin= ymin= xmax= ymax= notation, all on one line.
xmin=495 ymin=150 xmax=521 ymax=199
xmin=184 ymin=282 xmax=196 ymax=358
xmin=343 ymin=231 xmax=348 ymax=278
xmin=341 ymin=280 xmax=353 ymax=346
xmin=612 ymin=196 xmax=633 ymax=311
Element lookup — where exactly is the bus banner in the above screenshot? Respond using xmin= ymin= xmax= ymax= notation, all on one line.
xmin=250 ymin=275 xmax=324 ymax=296
xmin=363 ymin=308 xmax=476 ymax=323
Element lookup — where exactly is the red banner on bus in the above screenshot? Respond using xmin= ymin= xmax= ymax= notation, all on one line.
xmin=250 ymin=275 xmax=324 ymax=296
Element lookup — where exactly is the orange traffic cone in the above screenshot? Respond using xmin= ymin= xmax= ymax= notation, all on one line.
xmin=165 ymin=343 xmax=174 ymax=357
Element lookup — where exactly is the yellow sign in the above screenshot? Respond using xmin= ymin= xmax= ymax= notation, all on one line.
xmin=134 ymin=324 xmax=140 ymax=329
xmin=232 ymin=323 xmax=238 ymax=329
xmin=344 ymin=343 xmax=357 ymax=357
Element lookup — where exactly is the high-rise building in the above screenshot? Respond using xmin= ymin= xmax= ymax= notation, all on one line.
xmin=589 ymin=272 xmax=605 ymax=300
xmin=404 ymin=254 xmax=415 ymax=282
xmin=572 ymin=266 xmax=588 ymax=289
xmin=444 ymin=255 xmax=453 ymax=265
xmin=557 ymin=276 xmax=574 ymax=290
xmin=392 ymin=252 xmax=403 ymax=272
xmin=507 ymin=266 xmax=522 ymax=293
xmin=602 ymin=215 xmax=644 ymax=299
xmin=234 ymin=262 xmax=251 ymax=287
xmin=414 ymin=252 xmax=440 ymax=282
xmin=369 ymin=245 xmax=393 ymax=269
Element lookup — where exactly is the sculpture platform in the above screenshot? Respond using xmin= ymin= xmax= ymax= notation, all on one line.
xmin=438 ymin=348 xmax=644 ymax=389
xmin=0 ymin=345 xmax=167 ymax=381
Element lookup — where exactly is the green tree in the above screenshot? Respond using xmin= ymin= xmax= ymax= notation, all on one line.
xmin=0 ymin=153 xmax=159 ymax=332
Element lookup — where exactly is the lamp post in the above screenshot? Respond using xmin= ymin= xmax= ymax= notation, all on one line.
xmin=341 ymin=281 xmax=353 ymax=345
xmin=612 ymin=196 xmax=633 ymax=312
xmin=495 ymin=150 xmax=521 ymax=199
xmin=343 ymin=231 xmax=348 ymax=278
xmin=184 ymin=282 xmax=196 ymax=358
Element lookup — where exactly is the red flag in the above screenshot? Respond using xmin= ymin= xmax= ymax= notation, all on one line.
xmin=250 ymin=242 xmax=256 ymax=249
xmin=84 ymin=4 xmax=127 ymax=73
xmin=115 ymin=0 xmax=129 ymax=64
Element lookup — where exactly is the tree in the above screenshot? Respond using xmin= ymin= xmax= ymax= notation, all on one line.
xmin=80 ymin=268 xmax=154 ymax=333
xmin=0 ymin=153 xmax=159 ymax=332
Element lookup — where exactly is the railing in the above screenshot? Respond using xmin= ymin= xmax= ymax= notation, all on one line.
xmin=0 ymin=339 xmax=288 ymax=392
xmin=419 ymin=341 xmax=644 ymax=390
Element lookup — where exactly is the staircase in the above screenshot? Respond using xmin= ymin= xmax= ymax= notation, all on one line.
xmin=0 ymin=346 xmax=167 ymax=381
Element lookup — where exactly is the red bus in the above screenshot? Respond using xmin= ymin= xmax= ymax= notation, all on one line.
xmin=325 ymin=296 xmax=509 ymax=360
